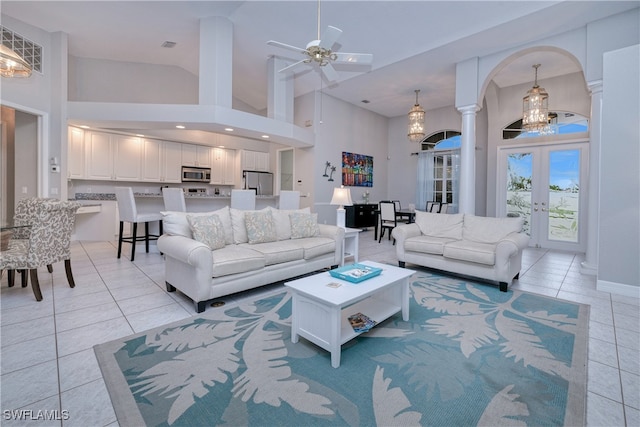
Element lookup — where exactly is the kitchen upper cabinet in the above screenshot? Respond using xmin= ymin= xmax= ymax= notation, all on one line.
xmin=68 ymin=127 xmax=85 ymax=179
xmin=85 ymin=131 xmax=142 ymax=181
xmin=141 ymin=139 xmax=181 ymax=183
xmin=182 ymin=144 xmax=211 ymax=168
xmin=241 ymin=150 xmax=269 ymax=172
xmin=211 ymin=148 xmax=236 ymax=185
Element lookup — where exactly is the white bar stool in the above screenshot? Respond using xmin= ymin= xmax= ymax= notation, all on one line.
xmin=231 ymin=190 xmax=256 ymax=210
xmin=162 ymin=187 xmax=187 ymax=212
xmin=115 ymin=187 xmax=163 ymax=261
xmin=278 ymin=191 xmax=300 ymax=210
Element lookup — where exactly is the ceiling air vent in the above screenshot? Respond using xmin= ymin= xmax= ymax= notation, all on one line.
xmin=1 ymin=26 xmax=42 ymax=73
xmin=161 ymin=41 xmax=176 ymax=48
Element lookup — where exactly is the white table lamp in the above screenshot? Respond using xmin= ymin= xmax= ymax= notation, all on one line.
xmin=330 ymin=186 xmax=353 ymax=228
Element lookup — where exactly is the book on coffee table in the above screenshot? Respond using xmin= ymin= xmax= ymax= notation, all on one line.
xmin=348 ymin=312 xmax=376 ymax=333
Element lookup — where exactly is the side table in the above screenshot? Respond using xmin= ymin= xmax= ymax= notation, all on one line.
xmin=342 ymin=227 xmax=362 ymax=266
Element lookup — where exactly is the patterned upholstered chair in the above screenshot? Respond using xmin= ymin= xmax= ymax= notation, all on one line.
xmin=0 ymin=199 xmax=81 ymax=301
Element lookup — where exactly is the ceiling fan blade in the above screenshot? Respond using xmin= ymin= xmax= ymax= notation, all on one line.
xmin=278 ymin=59 xmax=308 ymax=74
xmin=334 ymin=52 xmax=373 ymax=65
xmin=321 ymin=62 xmax=339 ymax=83
xmin=267 ymin=40 xmax=307 ymax=55
xmin=318 ymin=26 xmax=342 ymax=50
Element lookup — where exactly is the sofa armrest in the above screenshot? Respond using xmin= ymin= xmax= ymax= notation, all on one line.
xmin=158 ymin=234 xmax=212 ymax=268
xmin=495 ymin=232 xmax=530 ymax=259
xmin=392 ymin=223 xmax=421 ymax=262
xmin=318 ymin=224 xmax=345 ymax=265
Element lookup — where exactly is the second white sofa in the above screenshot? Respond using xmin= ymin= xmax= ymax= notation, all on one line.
xmin=392 ymin=211 xmax=529 ymax=291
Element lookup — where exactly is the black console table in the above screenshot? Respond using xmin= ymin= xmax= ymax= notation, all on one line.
xmin=345 ymin=204 xmax=377 ymax=229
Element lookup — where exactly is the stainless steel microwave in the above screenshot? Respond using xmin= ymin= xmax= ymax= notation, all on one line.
xmin=181 ymin=166 xmax=211 ymax=183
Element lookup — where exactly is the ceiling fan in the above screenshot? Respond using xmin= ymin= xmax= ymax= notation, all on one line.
xmin=266 ymin=0 xmax=373 ymax=83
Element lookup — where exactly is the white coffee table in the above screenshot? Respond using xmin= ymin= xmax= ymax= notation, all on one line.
xmin=285 ymin=260 xmax=415 ymax=368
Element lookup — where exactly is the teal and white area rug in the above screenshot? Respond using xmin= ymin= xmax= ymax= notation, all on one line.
xmin=95 ymin=273 xmax=589 ymax=426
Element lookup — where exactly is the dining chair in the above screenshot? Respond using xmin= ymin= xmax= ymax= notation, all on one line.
xmin=115 ymin=187 xmax=163 ymax=262
xmin=378 ymin=201 xmax=397 ymax=244
xmin=438 ymin=203 xmax=449 ymax=214
xmin=162 ymin=187 xmax=186 ymax=212
xmin=392 ymin=200 xmax=410 ymax=224
xmin=426 ymin=201 xmax=442 ymax=213
xmin=0 ymin=199 xmax=81 ymax=301
xmin=231 ymin=190 xmax=256 ymax=210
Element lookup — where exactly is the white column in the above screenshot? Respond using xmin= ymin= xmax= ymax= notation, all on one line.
xmin=267 ymin=56 xmax=294 ymax=122
xmin=580 ymin=81 xmax=602 ymax=276
xmin=457 ymin=104 xmax=480 ymax=215
xmin=199 ymin=17 xmax=233 ymax=107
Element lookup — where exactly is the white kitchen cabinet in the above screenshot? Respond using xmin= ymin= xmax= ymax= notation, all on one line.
xmin=182 ymin=144 xmax=212 ymax=168
xmin=141 ymin=139 xmax=181 ymax=183
xmin=85 ymin=131 xmax=141 ymax=181
xmin=68 ymin=127 xmax=85 ymax=179
xmin=211 ymin=148 xmax=236 ymax=185
xmin=242 ymin=150 xmax=269 ymax=172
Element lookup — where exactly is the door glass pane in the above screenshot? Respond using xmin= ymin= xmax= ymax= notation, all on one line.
xmin=507 ymin=153 xmax=532 ymax=235
xmin=548 ymin=149 xmax=580 ymax=242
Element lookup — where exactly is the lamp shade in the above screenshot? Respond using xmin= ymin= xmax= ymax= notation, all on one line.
xmin=330 ymin=186 xmax=353 ymax=208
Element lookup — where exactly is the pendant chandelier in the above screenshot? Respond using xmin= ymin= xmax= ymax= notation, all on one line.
xmin=407 ymin=89 xmax=425 ymax=142
xmin=0 ymin=45 xmax=32 ymax=78
xmin=522 ymin=64 xmax=548 ymax=132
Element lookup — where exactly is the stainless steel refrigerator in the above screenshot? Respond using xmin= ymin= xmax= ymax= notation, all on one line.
xmin=243 ymin=171 xmax=274 ymax=195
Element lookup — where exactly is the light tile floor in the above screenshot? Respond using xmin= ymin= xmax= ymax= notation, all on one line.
xmin=1 ymin=231 xmax=638 ymax=426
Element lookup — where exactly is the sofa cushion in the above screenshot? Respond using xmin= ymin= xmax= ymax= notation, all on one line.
xmin=245 ymin=210 xmax=277 ymax=244
xmin=162 ymin=207 xmax=233 ymax=244
xmin=294 ymin=237 xmax=336 ymax=259
xmin=211 ymin=245 xmax=265 ymax=277
xmin=230 ymin=207 xmax=269 ymax=244
xmin=267 ymin=206 xmax=311 ymax=240
xmin=415 ymin=211 xmax=464 ymax=240
xmin=404 ymin=235 xmax=456 ymax=255
xmin=443 ymin=240 xmax=496 ymax=266
xmin=187 ymin=214 xmax=226 ymax=250
xmin=242 ymin=240 xmax=304 ymax=266
xmin=290 ymin=212 xmax=319 ymax=239
xmin=463 ymin=215 xmax=524 ymax=244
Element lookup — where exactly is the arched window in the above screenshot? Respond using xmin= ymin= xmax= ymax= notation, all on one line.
xmin=421 ymin=130 xmax=461 ymax=150
xmin=502 ymin=111 xmax=588 ymax=139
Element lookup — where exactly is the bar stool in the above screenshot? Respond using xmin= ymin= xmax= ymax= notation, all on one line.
xmin=278 ymin=191 xmax=300 ymax=210
xmin=231 ymin=190 xmax=256 ymax=210
xmin=115 ymin=187 xmax=163 ymax=261
xmin=162 ymin=188 xmax=186 ymax=212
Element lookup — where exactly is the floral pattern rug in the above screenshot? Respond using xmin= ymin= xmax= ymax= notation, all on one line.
xmin=94 ymin=272 xmax=589 ymax=426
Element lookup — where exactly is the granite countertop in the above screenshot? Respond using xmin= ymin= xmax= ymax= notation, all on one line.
xmin=73 ymin=192 xmax=276 ymax=201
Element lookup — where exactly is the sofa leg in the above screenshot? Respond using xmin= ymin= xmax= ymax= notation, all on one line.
xmin=499 ymin=282 xmax=508 ymax=292
xmin=196 ymin=301 xmax=207 ymax=313
xmin=330 ymin=265 xmax=338 ymax=269
xmin=514 ymin=273 xmax=520 ymax=280
xmin=398 ymin=261 xmax=406 ymax=268
xmin=165 ymin=282 xmax=176 ymax=292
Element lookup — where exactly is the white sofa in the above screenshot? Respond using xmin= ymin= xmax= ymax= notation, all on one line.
xmin=158 ymin=206 xmax=344 ymax=312
xmin=392 ymin=211 xmax=529 ymax=291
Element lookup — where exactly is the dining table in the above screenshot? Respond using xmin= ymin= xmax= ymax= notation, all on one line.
xmin=373 ymin=209 xmax=416 ymax=240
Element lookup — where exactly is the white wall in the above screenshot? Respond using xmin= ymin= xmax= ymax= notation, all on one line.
xmin=597 ymin=44 xmax=640 ymax=295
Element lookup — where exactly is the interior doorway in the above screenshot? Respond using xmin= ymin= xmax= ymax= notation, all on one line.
xmin=497 ymin=141 xmax=588 ymax=252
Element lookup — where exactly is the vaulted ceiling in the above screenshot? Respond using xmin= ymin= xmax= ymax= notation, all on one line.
xmin=2 ymin=1 xmax=637 ymax=118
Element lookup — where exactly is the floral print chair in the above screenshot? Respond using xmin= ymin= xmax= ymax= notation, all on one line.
xmin=0 ymin=199 xmax=81 ymax=301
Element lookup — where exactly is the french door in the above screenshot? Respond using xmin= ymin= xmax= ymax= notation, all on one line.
xmin=497 ymin=141 xmax=588 ymax=252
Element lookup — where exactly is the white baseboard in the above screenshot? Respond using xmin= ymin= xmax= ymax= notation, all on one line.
xmin=597 ymin=279 xmax=640 ymax=298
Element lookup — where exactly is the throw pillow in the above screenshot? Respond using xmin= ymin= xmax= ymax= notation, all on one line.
xmin=289 ymin=212 xmax=319 ymax=239
xmin=187 ymin=214 xmax=226 ymax=250
xmin=244 ymin=210 xmax=277 ymax=244
xmin=162 ymin=207 xmax=233 ymax=244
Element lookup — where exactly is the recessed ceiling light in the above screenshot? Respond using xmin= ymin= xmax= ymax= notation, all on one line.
xmin=136 ymin=134 xmax=144 ymax=137
xmin=261 ymin=135 xmax=269 ymax=139
xmin=79 ymin=125 xmax=90 ymax=129
xmin=224 ymin=128 xmax=234 ymax=132
xmin=361 ymin=99 xmax=370 ymax=104
xmin=219 ymin=145 xmax=225 ymax=148
xmin=176 ymin=125 xmax=185 ymax=129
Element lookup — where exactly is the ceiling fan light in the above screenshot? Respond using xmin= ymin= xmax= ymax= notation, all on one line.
xmin=0 ymin=45 xmax=32 ymax=78
xmin=408 ymin=90 xmax=425 ymax=142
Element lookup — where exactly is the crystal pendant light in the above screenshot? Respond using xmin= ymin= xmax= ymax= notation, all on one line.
xmin=408 ymin=89 xmax=425 ymax=142
xmin=0 ymin=45 xmax=32 ymax=78
xmin=522 ymin=64 xmax=549 ymax=132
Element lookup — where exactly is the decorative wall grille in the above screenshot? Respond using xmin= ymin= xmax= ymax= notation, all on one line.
xmin=1 ymin=26 xmax=42 ymax=73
